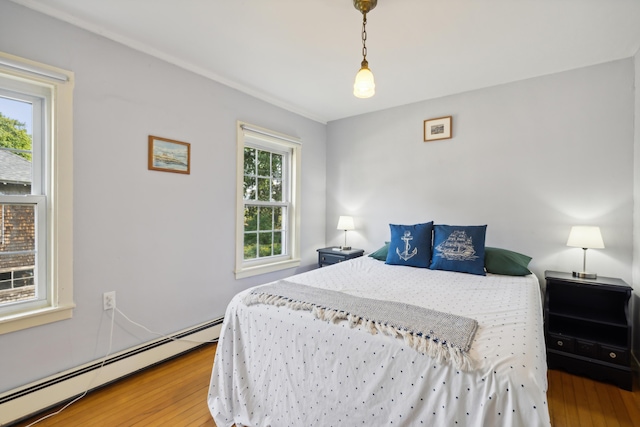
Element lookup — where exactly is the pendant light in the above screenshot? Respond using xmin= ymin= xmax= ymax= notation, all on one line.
xmin=353 ymin=0 xmax=377 ymax=98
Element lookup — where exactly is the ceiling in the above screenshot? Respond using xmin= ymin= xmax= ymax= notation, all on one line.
xmin=10 ymin=0 xmax=640 ymax=123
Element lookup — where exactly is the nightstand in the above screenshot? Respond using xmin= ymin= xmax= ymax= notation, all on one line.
xmin=317 ymin=247 xmax=364 ymax=268
xmin=544 ymin=270 xmax=633 ymax=390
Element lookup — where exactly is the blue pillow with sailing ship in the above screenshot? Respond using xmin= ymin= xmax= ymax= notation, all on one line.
xmin=430 ymin=225 xmax=487 ymax=275
xmin=385 ymin=222 xmax=433 ymax=268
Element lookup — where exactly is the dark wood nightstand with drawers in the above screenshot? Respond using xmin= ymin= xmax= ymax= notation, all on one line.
xmin=317 ymin=247 xmax=364 ymax=268
xmin=544 ymin=270 xmax=633 ymax=390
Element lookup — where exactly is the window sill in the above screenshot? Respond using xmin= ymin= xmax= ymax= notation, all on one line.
xmin=235 ymin=258 xmax=301 ymax=279
xmin=0 ymin=303 xmax=75 ymax=335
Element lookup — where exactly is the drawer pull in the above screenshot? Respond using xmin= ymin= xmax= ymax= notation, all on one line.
xmin=609 ymin=352 xmax=617 ymax=359
xmin=557 ymin=341 xmax=563 ymax=347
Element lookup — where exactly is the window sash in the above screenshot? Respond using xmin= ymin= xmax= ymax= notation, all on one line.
xmin=243 ymin=202 xmax=289 ymax=261
xmin=0 ymin=195 xmax=47 ymax=315
xmin=243 ymin=144 xmax=289 ymax=204
xmin=0 ymin=87 xmax=45 ymax=195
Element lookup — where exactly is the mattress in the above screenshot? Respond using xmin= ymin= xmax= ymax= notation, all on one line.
xmin=208 ymin=256 xmax=551 ymax=426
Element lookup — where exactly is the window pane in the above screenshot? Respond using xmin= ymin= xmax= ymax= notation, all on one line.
xmin=0 ymin=272 xmax=10 ymax=290
xmin=0 ymin=204 xmax=35 ymax=252
xmin=273 ymin=232 xmax=282 ymax=255
xmin=14 ymin=268 xmax=34 ymax=287
xmin=271 ymin=179 xmax=282 ymax=202
xmin=258 ymin=207 xmax=273 ymax=231
xmin=243 ymin=147 xmax=255 ymax=175
xmin=244 ymin=233 xmax=257 ymax=260
xmin=244 ymin=206 xmax=257 ymax=231
xmin=258 ymin=232 xmax=272 ymax=257
xmin=274 ymin=207 xmax=282 ymax=230
xmin=0 ymin=97 xmax=33 ymax=196
xmin=257 ymin=150 xmax=270 ymax=176
xmin=0 ymin=204 xmax=36 ymax=306
xmin=257 ymin=178 xmax=270 ymax=201
xmin=272 ymin=153 xmax=282 ymax=179
xmin=243 ymin=176 xmax=256 ymax=200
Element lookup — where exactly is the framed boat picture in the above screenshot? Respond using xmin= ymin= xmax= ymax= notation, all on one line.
xmin=148 ymin=135 xmax=190 ymax=174
xmin=424 ymin=116 xmax=452 ymax=141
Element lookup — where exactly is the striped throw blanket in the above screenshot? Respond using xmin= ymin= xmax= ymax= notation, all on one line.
xmin=243 ymin=280 xmax=479 ymax=371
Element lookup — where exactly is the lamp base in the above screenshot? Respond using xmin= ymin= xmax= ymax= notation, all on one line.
xmin=573 ymin=271 xmax=597 ymax=279
xmin=340 ymin=246 xmax=352 ymax=250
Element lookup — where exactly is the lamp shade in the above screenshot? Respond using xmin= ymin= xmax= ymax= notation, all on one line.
xmin=566 ymin=226 xmax=604 ymax=249
xmin=337 ymin=216 xmax=355 ymax=231
xmin=353 ymin=66 xmax=375 ymax=98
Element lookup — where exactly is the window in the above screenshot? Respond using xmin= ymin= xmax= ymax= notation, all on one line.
xmin=0 ymin=52 xmax=74 ymax=334
xmin=235 ymin=122 xmax=301 ymax=278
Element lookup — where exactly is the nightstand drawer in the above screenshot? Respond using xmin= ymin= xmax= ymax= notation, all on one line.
xmin=598 ymin=345 xmax=629 ymax=366
xmin=547 ymin=333 xmax=575 ymax=352
xmin=319 ymin=253 xmax=344 ymax=265
xmin=575 ymin=340 xmax=597 ymax=358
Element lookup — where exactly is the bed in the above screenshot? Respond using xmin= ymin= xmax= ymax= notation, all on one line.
xmin=208 ymin=254 xmax=550 ymax=426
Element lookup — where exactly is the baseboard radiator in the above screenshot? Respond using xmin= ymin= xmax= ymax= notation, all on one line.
xmin=0 ymin=317 xmax=223 ymax=426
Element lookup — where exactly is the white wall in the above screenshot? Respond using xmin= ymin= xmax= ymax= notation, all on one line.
xmin=0 ymin=1 xmax=327 ymax=393
xmin=326 ymin=59 xmax=635 ymax=286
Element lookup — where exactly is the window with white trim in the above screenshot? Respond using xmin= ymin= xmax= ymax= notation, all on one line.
xmin=0 ymin=52 xmax=74 ymax=334
xmin=235 ymin=122 xmax=301 ymax=279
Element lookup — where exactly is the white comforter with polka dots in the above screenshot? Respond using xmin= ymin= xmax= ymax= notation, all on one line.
xmin=208 ymin=256 xmax=551 ymax=427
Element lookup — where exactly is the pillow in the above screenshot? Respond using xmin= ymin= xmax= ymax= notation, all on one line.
xmin=368 ymin=242 xmax=390 ymax=261
xmin=430 ymin=224 xmax=487 ymax=275
xmin=484 ymin=247 xmax=532 ymax=276
xmin=385 ymin=222 xmax=433 ymax=268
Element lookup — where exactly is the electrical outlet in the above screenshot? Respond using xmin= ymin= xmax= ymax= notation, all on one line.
xmin=103 ymin=291 xmax=116 ymax=310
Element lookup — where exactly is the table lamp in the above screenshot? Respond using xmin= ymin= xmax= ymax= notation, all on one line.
xmin=336 ymin=216 xmax=355 ymax=250
xmin=566 ymin=226 xmax=604 ymax=279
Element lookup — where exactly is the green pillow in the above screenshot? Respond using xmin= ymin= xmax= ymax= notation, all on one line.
xmin=484 ymin=247 xmax=532 ymax=276
xmin=368 ymin=242 xmax=390 ymax=261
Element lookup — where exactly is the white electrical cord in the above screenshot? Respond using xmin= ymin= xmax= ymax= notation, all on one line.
xmin=114 ymin=306 xmax=217 ymax=344
xmin=21 ymin=303 xmax=216 ymax=425
xmin=25 ymin=306 xmax=116 ymax=426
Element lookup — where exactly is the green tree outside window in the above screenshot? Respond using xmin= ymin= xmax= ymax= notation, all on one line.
xmin=0 ymin=112 xmax=32 ymax=160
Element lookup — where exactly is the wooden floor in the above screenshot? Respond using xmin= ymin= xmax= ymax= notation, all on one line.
xmin=13 ymin=344 xmax=218 ymax=427
xmin=13 ymin=343 xmax=640 ymax=427
xmin=547 ymin=369 xmax=640 ymax=427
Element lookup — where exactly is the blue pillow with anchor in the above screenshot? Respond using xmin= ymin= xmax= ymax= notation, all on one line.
xmin=385 ymin=222 xmax=433 ymax=268
xmin=430 ymin=224 xmax=487 ymax=275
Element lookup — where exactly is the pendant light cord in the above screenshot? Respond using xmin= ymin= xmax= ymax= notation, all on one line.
xmin=361 ymin=13 xmax=368 ymax=63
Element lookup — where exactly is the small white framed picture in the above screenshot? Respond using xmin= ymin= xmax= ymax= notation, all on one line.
xmin=424 ymin=116 xmax=452 ymax=142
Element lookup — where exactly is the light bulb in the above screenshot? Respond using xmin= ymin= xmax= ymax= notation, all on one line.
xmin=353 ymin=64 xmax=375 ymax=98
